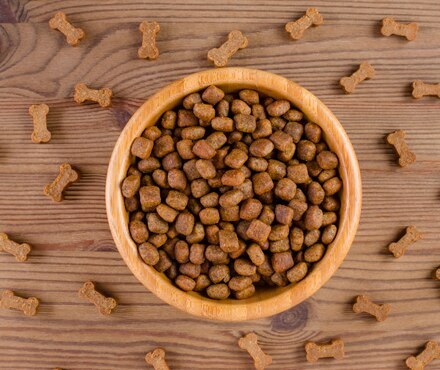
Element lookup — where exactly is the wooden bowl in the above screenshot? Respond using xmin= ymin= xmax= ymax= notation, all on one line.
xmin=106 ymin=67 xmax=362 ymax=321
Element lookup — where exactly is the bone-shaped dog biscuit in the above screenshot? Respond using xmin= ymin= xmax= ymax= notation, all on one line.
xmin=353 ymin=295 xmax=391 ymax=322
xmin=29 ymin=104 xmax=51 ymax=143
xmin=381 ymin=17 xmax=418 ymax=41
xmin=78 ymin=281 xmax=117 ymax=316
xmin=412 ymin=80 xmax=440 ymax=99
xmin=74 ymin=83 xmax=112 ymax=107
xmin=305 ymin=338 xmax=345 ymax=363
xmin=406 ymin=341 xmax=440 ymax=370
xmin=388 ymin=225 xmax=422 ymax=258
xmin=0 ymin=290 xmax=39 ymax=316
xmin=238 ymin=332 xmax=273 ymax=370
xmin=207 ymin=30 xmax=248 ymax=67
xmin=145 ymin=348 xmax=169 ymax=370
xmin=340 ymin=62 xmax=375 ymax=94
xmin=138 ymin=21 xmax=160 ymax=60
xmin=0 ymin=233 xmax=31 ymax=262
xmin=285 ymin=8 xmax=323 ymax=40
xmin=49 ymin=12 xmax=84 ymax=46
xmin=386 ymin=130 xmax=416 ymax=167
xmin=44 ymin=163 xmax=79 ymax=202
xmin=433 ymin=267 xmax=440 ymax=280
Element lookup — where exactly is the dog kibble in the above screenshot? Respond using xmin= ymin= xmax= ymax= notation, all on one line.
xmin=386 ymin=130 xmax=416 ymax=167
xmin=381 ymin=17 xmax=418 ymax=41
xmin=123 ymin=86 xmax=340 ymax=299
xmin=44 ymin=163 xmax=79 ymax=202
xmin=207 ymin=30 xmax=248 ymax=67
xmin=0 ymin=233 xmax=32 ymax=262
xmin=145 ymin=348 xmax=169 ymax=370
xmin=138 ymin=21 xmax=160 ymax=60
xmin=0 ymin=290 xmax=39 ymax=316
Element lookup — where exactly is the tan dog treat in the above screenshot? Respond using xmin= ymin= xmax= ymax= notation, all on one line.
xmin=145 ymin=348 xmax=169 ymax=370
xmin=238 ymin=332 xmax=273 ymax=370
xmin=412 ymin=80 xmax=440 ymax=99
xmin=29 ymin=104 xmax=51 ymax=143
xmin=138 ymin=21 xmax=160 ymax=60
xmin=433 ymin=266 xmax=440 ymax=280
xmin=340 ymin=62 xmax=375 ymax=94
xmin=285 ymin=8 xmax=323 ymax=40
xmin=74 ymin=83 xmax=112 ymax=107
xmin=386 ymin=130 xmax=416 ymax=167
xmin=381 ymin=17 xmax=418 ymax=41
xmin=0 ymin=290 xmax=39 ymax=316
xmin=78 ymin=281 xmax=117 ymax=315
xmin=44 ymin=163 xmax=79 ymax=202
xmin=406 ymin=341 xmax=440 ymax=370
xmin=388 ymin=225 xmax=422 ymax=258
xmin=0 ymin=233 xmax=31 ymax=262
xmin=353 ymin=294 xmax=391 ymax=321
xmin=48 ymin=12 xmax=84 ymax=46
xmin=207 ymin=30 xmax=248 ymax=67
xmin=305 ymin=338 xmax=345 ymax=362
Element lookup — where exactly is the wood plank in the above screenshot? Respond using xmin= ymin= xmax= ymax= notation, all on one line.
xmin=0 ymin=21 xmax=439 ymax=101
xmin=0 ymin=252 xmax=439 ymax=369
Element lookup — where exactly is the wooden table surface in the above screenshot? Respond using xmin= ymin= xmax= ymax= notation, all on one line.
xmin=1 ymin=1 xmax=440 ymax=369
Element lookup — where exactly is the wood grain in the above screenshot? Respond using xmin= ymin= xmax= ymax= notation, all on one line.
xmin=0 ymin=0 xmax=440 ymax=368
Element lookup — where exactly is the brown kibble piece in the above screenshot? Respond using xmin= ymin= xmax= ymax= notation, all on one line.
xmin=219 ymin=230 xmax=240 ymax=253
xmin=353 ymin=294 xmax=391 ymax=322
xmin=249 ymin=138 xmax=274 ymax=157
xmin=130 ymin=220 xmax=149 ymax=243
xmin=44 ymin=163 xmax=79 ymax=202
xmin=175 ymin=212 xmax=195 ymax=236
xmin=340 ymin=62 xmax=375 ymax=94
xmin=0 ymin=290 xmax=39 ymax=316
xmin=287 ymin=262 xmax=308 ymax=283
xmin=386 ymin=130 xmax=416 ymax=167
xmin=29 ymin=104 xmax=51 ymax=143
xmin=321 ymin=224 xmax=337 ymax=244
xmin=122 ymin=175 xmax=141 ymax=198
xmin=156 ymin=204 xmax=178 ymax=223
xmin=192 ymin=140 xmax=216 ymax=159
xmin=207 ymin=30 xmax=248 ymax=67
xmin=412 ymin=80 xmax=440 ymax=99
xmin=240 ymin=198 xmax=263 ymax=220
xmin=271 ymin=251 xmax=294 ymax=273
xmin=78 ymin=281 xmax=117 ymax=316
xmin=225 ymin=149 xmax=248 ymax=169
xmin=287 ymin=163 xmax=309 ymax=183
xmin=234 ymin=113 xmax=257 ymax=133
xmin=0 ymin=233 xmax=31 ymax=262
xmin=139 ymin=242 xmax=160 ymax=265
xmin=228 ymin=276 xmax=252 ymax=291
xmin=246 ymin=244 xmax=265 ymax=267
xmin=209 ymin=264 xmax=230 ymax=284
xmin=252 ymin=172 xmax=274 ymax=195
xmin=166 ymin=190 xmax=188 ymax=211
xmin=316 ymin=151 xmax=339 ymax=170
xmin=304 ymin=243 xmax=325 ymax=262
xmin=131 ymin=137 xmax=154 ymax=159
xmin=388 ymin=225 xmax=422 ymax=258
xmin=140 ymin=186 xmax=161 ymax=210
xmin=202 ymin=85 xmax=225 ymax=105
xmin=175 ymin=275 xmax=196 ymax=291
xmin=234 ymin=258 xmax=257 ymax=276
xmin=305 ymin=338 xmax=345 ymax=363
xmin=297 ymin=140 xmax=316 ymax=161
xmin=222 ymin=169 xmax=245 ymax=186
xmin=193 ymin=103 xmax=215 ymax=122
xmin=206 ymin=283 xmax=230 ymax=299
xmin=74 ymin=83 xmax=112 ymax=107
xmin=323 ymin=177 xmax=342 ymax=196
xmin=405 ymin=341 xmax=440 ymax=370
xmin=290 ymin=227 xmax=304 ymax=251
xmin=138 ymin=21 xmax=160 ymax=60
xmin=381 ymin=17 xmax=418 ymax=41
xmin=145 ymin=348 xmax=169 ymax=370
xmin=49 ymin=12 xmax=84 ymax=46
xmin=304 ymin=205 xmax=323 ymax=230
xmin=246 ymin=219 xmax=271 ymax=244
xmin=199 ymin=208 xmax=220 ymax=225
xmin=266 ymin=100 xmax=290 ymax=117
xmin=285 ymin=8 xmax=323 ymax=40
xmin=238 ymin=332 xmax=273 ymax=370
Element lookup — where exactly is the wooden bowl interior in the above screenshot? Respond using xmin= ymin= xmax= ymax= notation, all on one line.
xmin=106 ymin=67 xmax=362 ymax=321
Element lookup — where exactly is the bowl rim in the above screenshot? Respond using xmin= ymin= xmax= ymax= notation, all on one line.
xmin=106 ymin=67 xmax=362 ymax=321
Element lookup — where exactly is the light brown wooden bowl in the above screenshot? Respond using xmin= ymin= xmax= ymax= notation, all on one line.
xmin=106 ymin=67 xmax=362 ymax=321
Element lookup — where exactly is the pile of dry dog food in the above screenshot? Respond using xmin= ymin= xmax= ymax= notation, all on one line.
xmin=122 ymin=85 xmax=342 ymax=300
xmin=1 ymin=6 xmax=440 ymax=370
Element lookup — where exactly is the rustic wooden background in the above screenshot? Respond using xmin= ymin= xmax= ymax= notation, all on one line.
xmin=1 ymin=0 xmax=439 ymax=369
